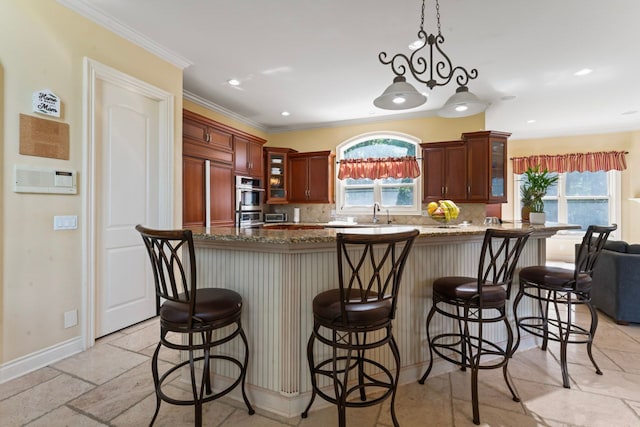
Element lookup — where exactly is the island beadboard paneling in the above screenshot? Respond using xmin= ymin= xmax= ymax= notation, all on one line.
xmin=191 ymin=233 xmax=542 ymax=417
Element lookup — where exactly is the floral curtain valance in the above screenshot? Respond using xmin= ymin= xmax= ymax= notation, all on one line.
xmin=512 ymin=151 xmax=627 ymax=174
xmin=337 ymin=156 xmax=420 ymax=180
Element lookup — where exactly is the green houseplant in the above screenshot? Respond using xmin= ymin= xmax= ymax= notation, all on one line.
xmin=520 ymin=165 xmax=558 ymax=223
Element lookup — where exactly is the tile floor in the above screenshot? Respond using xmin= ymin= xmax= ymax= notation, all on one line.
xmin=2 ymin=306 xmax=640 ymax=427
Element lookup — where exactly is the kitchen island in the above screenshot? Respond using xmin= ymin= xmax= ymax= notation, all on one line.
xmin=190 ymin=223 xmax=574 ymax=417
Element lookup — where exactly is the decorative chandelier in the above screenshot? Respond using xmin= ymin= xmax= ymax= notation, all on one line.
xmin=374 ymin=0 xmax=488 ymax=117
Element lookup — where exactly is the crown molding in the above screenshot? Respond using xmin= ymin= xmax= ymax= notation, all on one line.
xmin=57 ymin=0 xmax=192 ymax=69
xmin=183 ymin=90 xmax=267 ymax=131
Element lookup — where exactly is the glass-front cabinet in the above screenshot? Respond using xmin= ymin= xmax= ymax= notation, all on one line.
xmin=264 ymin=147 xmax=296 ymax=204
xmin=463 ymin=131 xmax=510 ymax=204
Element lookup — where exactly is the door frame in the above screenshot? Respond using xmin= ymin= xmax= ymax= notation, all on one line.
xmin=82 ymin=58 xmax=174 ymax=349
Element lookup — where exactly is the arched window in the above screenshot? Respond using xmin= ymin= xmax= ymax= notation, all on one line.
xmin=336 ymin=132 xmax=422 ymax=216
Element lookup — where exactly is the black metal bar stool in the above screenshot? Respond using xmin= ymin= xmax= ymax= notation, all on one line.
xmin=301 ymin=229 xmax=419 ymax=427
xmin=419 ymin=228 xmax=531 ymax=425
xmin=513 ymin=224 xmax=616 ymax=388
xmin=136 ymin=225 xmax=254 ymax=427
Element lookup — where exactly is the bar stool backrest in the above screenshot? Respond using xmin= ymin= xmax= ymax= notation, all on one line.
xmin=575 ymin=224 xmax=618 ymax=281
xmin=478 ymin=229 xmax=532 ymax=300
xmin=136 ymin=225 xmax=197 ymax=327
xmin=336 ymin=229 xmax=419 ymax=322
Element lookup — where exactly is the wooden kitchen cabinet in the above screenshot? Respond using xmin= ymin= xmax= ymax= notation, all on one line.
xmin=183 ymin=110 xmax=233 ymax=152
xmin=421 ymin=141 xmax=467 ymax=202
xmin=182 ymin=153 xmax=235 ymax=228
xmin=234 ymin=136 xmax=264 ymax=178
xmin=463 ymin=131 xmax=510 ymax=203
xmin=421 ymin=130 xmax=510 ymax=204
xmin=288 ymin=151 xmax=334 ymax=203
xmin=264 ymin=147 xmax=297 ymax=204
xmin=183 ymin=110 xmax=264 ymax=228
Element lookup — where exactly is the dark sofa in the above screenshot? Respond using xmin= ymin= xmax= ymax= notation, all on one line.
xmin=591 ymin=240 xmax=640 ymax=324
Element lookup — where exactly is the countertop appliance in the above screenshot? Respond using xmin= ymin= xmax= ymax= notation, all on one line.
xmin=264 ymin=212 xmax=288 ymax=223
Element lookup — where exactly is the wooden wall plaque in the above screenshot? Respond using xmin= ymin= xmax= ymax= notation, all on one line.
xmin=19 ymin=114 xmax=69 ymax=160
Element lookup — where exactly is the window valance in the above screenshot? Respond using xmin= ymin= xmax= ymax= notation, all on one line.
xmin=337 ymin=156 xmax=420 ymax=180
xmin=512 ymin=151 xmax=627 ymax=174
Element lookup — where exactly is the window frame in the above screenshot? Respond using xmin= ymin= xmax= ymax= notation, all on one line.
xmin=335 ymin=132 xmax=422 ymax=216
xmin=513 ymin=170 xmax=621 ymax=238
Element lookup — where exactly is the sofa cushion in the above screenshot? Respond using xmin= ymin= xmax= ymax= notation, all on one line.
xmin=627 ymin=244 xmax=640 ymax=254
xmin=604 ymin=240 xmax=628 ymax=253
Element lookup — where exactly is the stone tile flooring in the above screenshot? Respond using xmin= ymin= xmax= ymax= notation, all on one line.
xmin=2 ymin=306 xmax=640 ymax=426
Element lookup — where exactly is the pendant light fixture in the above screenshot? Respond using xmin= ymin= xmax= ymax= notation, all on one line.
xmin=374 ymin=0 xmax=487 ymax=117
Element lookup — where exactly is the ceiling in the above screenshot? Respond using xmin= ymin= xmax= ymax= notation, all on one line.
xmin=60 ymin=0 xmax=640 ymax=139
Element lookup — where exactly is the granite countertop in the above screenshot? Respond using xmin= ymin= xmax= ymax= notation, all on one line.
xmin=190 ymin=222 xmax=579 ymax=245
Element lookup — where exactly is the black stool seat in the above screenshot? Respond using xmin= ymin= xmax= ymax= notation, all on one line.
xmin=518 ymin=266 xmax=592 ymax=291
xmin=136 ymin=225 xmax=254 ymax=427
xmin=513 ymin=224 xmax=616 ymax=389
xmin=313 ymin=289 xmax=391 ymax=327
xmin=160 ymin=288 xmax=242 ymax=326
xmin=433 ymin=276 xmax=507 ymax=308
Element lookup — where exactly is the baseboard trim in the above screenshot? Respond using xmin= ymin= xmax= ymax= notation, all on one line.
xmin=0 ymin=336 xmax=83 ymax=384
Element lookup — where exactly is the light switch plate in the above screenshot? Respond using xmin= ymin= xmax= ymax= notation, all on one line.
xmin=54 ymin=215 xmax=78 ymax=230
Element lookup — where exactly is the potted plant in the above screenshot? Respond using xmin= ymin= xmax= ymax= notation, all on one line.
xmin=520 ymin=165 xmax=558 ymax=224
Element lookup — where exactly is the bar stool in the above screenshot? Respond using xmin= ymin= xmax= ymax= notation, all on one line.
xmin=513 ymin=224 xmax=616 ymax=388
xmin=419 ymin=228 xmax=531 ymax=425
xmin=136 ymin=225 xmax=254 ymax=427
xmin=301 ymin=229 xmax=419 ymax=427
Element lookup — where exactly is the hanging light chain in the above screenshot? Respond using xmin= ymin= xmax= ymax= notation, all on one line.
xmin=378 ymin=0 xmax=478 ymax=90
xmin=435 ymin=0 xmax=441 ymax=36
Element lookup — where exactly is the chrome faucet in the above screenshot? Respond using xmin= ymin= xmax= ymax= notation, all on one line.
xmin=372 ymin=202 xmax=381 ymax=223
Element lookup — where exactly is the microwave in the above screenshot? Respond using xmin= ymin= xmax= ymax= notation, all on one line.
xmin=264 ymin=213 xmax=288 ymax=223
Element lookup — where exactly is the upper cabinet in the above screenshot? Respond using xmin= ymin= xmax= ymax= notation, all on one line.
xmin=235 ymin=136 xmax=264 ymax=178
xmin=421 ymin=131 xmax=510 ymax=204
xmin=288 ymin=151 xmax=334 ymax=203
xmin=183 ymin=110 xmax=233 ymax=152
xmin=422 ymin=141 xmax=467 ymax=202
xmin=264 ymin=147 xmax=297 ymax=204
xmin=463 ymin=131 xmax=510 ymax=203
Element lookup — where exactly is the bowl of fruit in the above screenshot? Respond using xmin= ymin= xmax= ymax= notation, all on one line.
xmin=427 ymin=200 xmax=460 ymax=226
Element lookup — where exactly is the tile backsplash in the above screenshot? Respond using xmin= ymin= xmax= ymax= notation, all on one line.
xmin=265 ymin=203 xmax=491 ymax=226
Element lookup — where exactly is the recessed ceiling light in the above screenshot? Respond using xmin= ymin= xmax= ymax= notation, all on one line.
xmin=281 ymin=111 xmax=291 ymax=116
xmin=574 ymin=68 xmax=593 ymax=77
xmin=501 ymin=95 xmax=516 ymax=101
xmin=227 ymin=79 xmax=241 ymax=86
xmin=527 ymin=119 xmax=536 ymax=124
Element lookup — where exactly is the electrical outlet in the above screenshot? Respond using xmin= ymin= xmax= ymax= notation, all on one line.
xmin=421 ymin=210 xmax=428 ymax=216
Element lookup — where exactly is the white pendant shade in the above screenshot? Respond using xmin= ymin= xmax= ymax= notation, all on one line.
xmin=374 ymin=76 xmax=427 ymax=110
xmin=438 ymin=86 xmax=488 ymax=118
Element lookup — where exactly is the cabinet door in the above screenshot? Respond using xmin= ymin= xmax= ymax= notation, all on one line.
xmin=489 ymin=140 xmax=506 ymax=202
xmin=444 ymin=145 xmax=467 ymax=200
xmin=423 ymin=147 xmax=445 ymax=201
xmin=183 ymin=155 xmax=206 ymax=228
xmin=234 ymin=136 xmax=250 ymax=175
xmin=306 ymin=155 xmax=330 ymax=202
xmin=466 ymin=137 xmax=490 ymax=202
xmin=288 ymin=156 xmax=309 ymax=202
xmin=209 ymin=162 xmax=235 ymax=227
xmin=249 ymin=140 xmax=263 ymax=178
xmin=183 ymin=118 xmax=208 ymax=143
xmin=265 ymin=150 xmax=288 ymax=203
xmin=234 ymin=137 xmax=263 ymax=177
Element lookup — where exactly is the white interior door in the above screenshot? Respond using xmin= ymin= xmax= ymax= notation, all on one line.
xmin=88 ymin=60 xmax=172 ymax=338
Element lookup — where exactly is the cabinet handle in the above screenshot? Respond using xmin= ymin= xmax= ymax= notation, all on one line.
xmin=205 ymin=133 xmax=210 ymax=143
xmin=441 ymin=186 xmax=445 ymax=196
xmin=468 ymin=185 xmax=471 ymax=195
